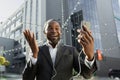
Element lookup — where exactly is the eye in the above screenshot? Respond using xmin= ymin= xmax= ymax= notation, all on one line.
xmin=55 ymin=25 xmax=61 ymax=30
xmin=47 ymin=26 xmax=53 ymax=31
xmin=55 ymin=27 xmax=59 ymax=31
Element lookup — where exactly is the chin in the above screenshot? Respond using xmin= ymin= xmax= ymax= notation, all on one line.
xmin=52 ymin=39 xmax=59 ymax=43
xmin=51 ymin=39 xmax=60 ymax=44
xmin=48 ymin=37 xmax=60 ymax=43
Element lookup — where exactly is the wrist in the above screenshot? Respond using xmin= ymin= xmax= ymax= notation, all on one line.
xmin=87 ymin=56 xmax=94 ymax=61
xmin=33 ymin=53 xmax=38 ymax=58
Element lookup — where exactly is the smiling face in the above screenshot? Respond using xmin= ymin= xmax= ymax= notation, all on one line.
xmin=44 ymin=20 xmax=62 ymax=46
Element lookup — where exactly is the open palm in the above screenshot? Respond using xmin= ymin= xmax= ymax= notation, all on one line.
xmin=23 ymin=29 xmax=39 ymax=58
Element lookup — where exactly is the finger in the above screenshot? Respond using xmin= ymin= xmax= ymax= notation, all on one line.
xmin=24 ymin=29 xmax=30 ymax=43
xmin=27 ymin=29 xmax=32 ymax=38
xmin=29 ymin=30 xmax=35 ymax=46
xmin=78 ymin=38 xmax=87 ymax=47
xmin=31 ymin=32 xmax=38 ymax=51
xmin=77 ymin=35 xmax=88 ymax=45
xmin=83 ymin=25 xmax=94 ymax=40
xmin=82 ymin=35 xmax=89 ymax=44
xmin=77 ymin=28 xmax=94 ymax=42
xmin=27 ymin=29 xmax=32 ymax=43
xmin=82 ymin=25 xmax=88 ymax=32
xmin=77 ymin=29 xmax=81 ymax=33
xmin=29 ymin=32 xmax=34 ymax=50
xmin=24 ymin=29 xmax=32 ymax=45
xmin=31 ymin=31 xmax=35 ymax=39
xmin=77 ymin=34 xmax=82 ymax=40
xmin=31 ymin=32 xmax=36 ymax=43
xmin=23 ymin=29 xmax=27 ymax=36
xmin=23 ymin=30 xmax=29 ymax=41
xmin=81 ymin=31 xmax=92 ymax=42
xmin=32 ymin=32 xmax=36 ymax=43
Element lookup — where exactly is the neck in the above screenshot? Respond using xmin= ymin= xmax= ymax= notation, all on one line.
xmin=49 ymin=41 xmax=58 ymax=48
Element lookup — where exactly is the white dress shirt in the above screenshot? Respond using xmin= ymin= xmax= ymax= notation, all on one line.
xmin=47 ymin=43 xmax=57 ymax=65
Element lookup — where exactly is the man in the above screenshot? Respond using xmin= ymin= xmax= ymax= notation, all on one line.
xmin=22 ymin=19 xmax=97 ymax=80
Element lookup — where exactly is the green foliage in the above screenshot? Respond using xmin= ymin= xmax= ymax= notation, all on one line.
xmin=0 ymin=56 xmax=10 ymax=66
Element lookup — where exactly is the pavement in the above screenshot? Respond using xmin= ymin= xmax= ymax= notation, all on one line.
xmin=0 ymin=73 xmax=22 ymax=80
xmin=72 ymin=76 xmax=120 ymax=80
xmin=0 ymin=73 xmax=120 ymax=80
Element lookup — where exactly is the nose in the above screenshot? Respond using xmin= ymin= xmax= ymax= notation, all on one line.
xmin=51 ymin=28 xmax=57 ymax=33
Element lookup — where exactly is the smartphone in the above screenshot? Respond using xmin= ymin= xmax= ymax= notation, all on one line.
xmin=76 ymin=20 xmax=91 ymax=40
xmin=80 ymin=20 xmax=84 ymax=31
xmin=80 ymin=20 xmax=91 ymax=30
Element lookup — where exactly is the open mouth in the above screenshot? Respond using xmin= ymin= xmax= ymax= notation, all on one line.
xmin=50 ymin=35 xmax=59 ymax=40
xmin=50 ymin=35 xmax=58 ymax=37
xmin=51 ymin=36 xmax=58 ymax=39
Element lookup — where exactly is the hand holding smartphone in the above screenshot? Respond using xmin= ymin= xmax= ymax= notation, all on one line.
xmin=76 ymin=20 xmax=91 ymax=41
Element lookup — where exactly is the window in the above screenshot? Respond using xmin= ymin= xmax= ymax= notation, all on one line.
xmin=36 ymin=32 xmax=38 ymax=40
xmin=2 ymin=32 xmax=5 ymax=37
xmin=7 ymin=20 xmax=11 ymax=25
xmin=3 ymin=25 xmax=7 ymax=29
xmin=19 ymin=39 xmax=22 ymax=44
xmin=6 ymin=28 xmax=9 ymax=34
xmin=14 ymin=41 xmax=19 ymax=46
xmin=12 ymin=16 xmax=16 ymax=21
xmin=36 ymin=26 xmax=38 ymax=40
xmin=17 ymin=11 xmax=22 ymax=17
xmin=11 ymin=24 xmax=15 ymax=31
xmin=10 ymin=33 xmax=14 ymax=39
xmin=24 ymin=47 xmax=26 ymax=52
xmin=15 ymin=30 xmax=20 ymax=38
xmin=16 ymin=19 xmax=21 ymax=27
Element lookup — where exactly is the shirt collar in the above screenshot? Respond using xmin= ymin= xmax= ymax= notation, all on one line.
xmin=46 ymin=40 xmax=61 ymax=49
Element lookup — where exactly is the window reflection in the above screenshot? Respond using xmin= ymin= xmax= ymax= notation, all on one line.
xmin=68 ymin=0 xmax=102 ymax=51
xmin=112 ymin=0 xmax=120 ymax=44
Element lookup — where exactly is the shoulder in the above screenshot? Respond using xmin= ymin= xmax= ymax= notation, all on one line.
xmin=38 ymin=44 xmax=48 ymax=50
xmin=63 ymin=44 xmax=76 ymax=50
xmin=62 ymin=45 xmax=79 ymax=55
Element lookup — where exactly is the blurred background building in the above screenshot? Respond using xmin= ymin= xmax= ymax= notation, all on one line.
xmin=0 ymin=37 xmax=25 ymax=73
xmin=0 ymin=0 xmax=120 ymax=77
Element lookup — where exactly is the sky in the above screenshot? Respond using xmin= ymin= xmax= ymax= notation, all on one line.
xmin=0 ymin=0 xmax=120 ymax=23
xmin=0 ymin=0 xmax=24 ymax=23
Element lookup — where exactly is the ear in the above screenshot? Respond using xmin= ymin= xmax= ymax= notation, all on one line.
xmin=43 ymin=30 xmax=46 ymax=34
xmin=60 ymin=28 xmax=62 ymax=35
xmin=60 ymin=31 xmax=62 ymax=35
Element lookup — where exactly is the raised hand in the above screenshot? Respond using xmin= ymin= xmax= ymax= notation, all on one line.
xmin=77 ymin=25 xmax=94 ymax=61
xmin=23 ymin=29 xmax=39 ymax=58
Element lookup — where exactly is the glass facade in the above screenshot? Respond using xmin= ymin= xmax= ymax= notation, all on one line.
xmin=11 ymin=24 xmax=15 ymax=31
xmin=29 ymin=0 xmax=33 ymax=30
xmin=68 ymin=0 xmax=102 ymax=51
xmin=10 ymin=33 xmax=14 ymax=39
xmin=112 ymin=0 xmax=120 ymax=44
xmin=6 ymin=28 xmax=9 ymax=34
xmin=70 ymin=10 xmax=83 ymax=51
xmin=16 ymin=18 xmax=21 ymax=27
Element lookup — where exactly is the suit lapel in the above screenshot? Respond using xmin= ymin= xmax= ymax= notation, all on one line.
xmin=55 ymin=43 xmax=65 ymax=68
xmin=41 ymin=43 xmax=66 ymax=68
xmin=42 ymin=45 xmax=53 ymax=67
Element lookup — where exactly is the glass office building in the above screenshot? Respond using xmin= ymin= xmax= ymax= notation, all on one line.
xmin=67 ymin=0 xmax=102 ymax=51
xmin=112 ymin=0 xmax=120 ymax=44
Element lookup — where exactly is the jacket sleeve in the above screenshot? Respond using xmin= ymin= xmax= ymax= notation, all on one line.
xmin=22 ymin=59 xmax=38 ymax=80
xmin=73 ymin=47 xmax=97 ymax=79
